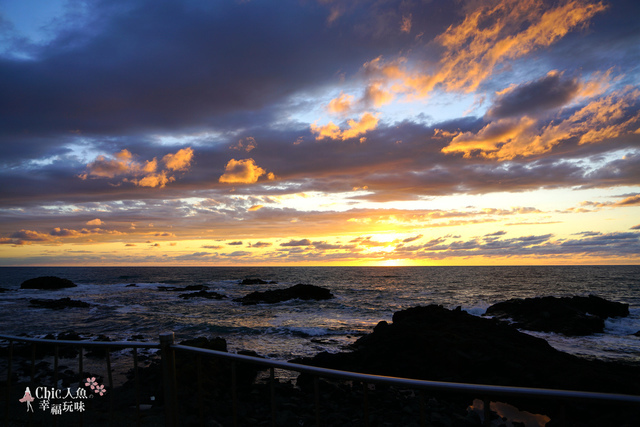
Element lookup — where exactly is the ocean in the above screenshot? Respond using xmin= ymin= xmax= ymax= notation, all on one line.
xmin=1 ymin=266 xmax=639 ymax=365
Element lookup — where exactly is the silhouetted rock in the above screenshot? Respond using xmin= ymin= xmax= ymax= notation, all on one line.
xmin=0 ymin=287 xmax=9 ymax=293
xmin=125 ymin=284 xmax=137 ymax=287
xmin=29 ymin=297 xmax=90 ymax=309
xmin=485 ymin=295 xmax=629 ymax=335
xmin=20 ymin=276 xmax=76 ymax=289
xmin=178 ymin=290 xmax=225 ymax=299
xmin=293 ymin=305 xmax=640 ymax=426
xmin=234 ymin=284 xmax=333 ymax=305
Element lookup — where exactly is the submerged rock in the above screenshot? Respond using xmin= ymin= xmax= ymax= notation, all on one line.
xmin=158 ymin=284 xmax=210 ymax=292
xmin=234 ymin=284 xmax=333 ymax=305
xmin=239 ymin=278 xmax=277 ymax=285
xmin=29 ymin=297 xmax=90 ymax=309
xmin=484 ymin=295 xmax=629 ymax=335
xmin=178 ymin=290 xmax=225 ymax=299
xmin=20 ymin=276 xmax=76 ymax=289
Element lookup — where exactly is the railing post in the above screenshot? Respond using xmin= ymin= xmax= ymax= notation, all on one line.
xmin=160 ymin=333 xmax=177 ymax=427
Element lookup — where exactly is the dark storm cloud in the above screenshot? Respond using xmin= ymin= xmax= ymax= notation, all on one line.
xmin=0 ymin=0 xmax=423 ymax=140
xmin=487 ymin=71 xmax=580 ymax=119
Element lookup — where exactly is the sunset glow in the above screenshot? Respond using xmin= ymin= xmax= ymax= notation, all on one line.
xmin=0 ymin=0 xmax=639 ymax=266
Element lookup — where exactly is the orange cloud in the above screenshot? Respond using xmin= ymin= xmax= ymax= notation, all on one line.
xmin=86 ymin=218 xmax=103 ymax=226
xmin=442 ymin=88 xmax=640 ymax=160
xmin=80 ymin=149 xmax=135 ymax=179
xmin=133 ymin=171 xmax=175 ymax=188
xmin=230 ymin=137 xmax=257 ymax=152
xmin=400 ymin=14 xmax=412 ymax=33
xmin=364 ymin=82 xmax=394 ymax=107
xmin=81 ymin=147 xmax=194 ymax=187
xmin=162 ymin=147 xmax=194 ymax=171
xmin=219 ymin=158 xmax=274 ymax=184
xmin=327 ymin=92 xmax=354 ymax=114
xmin=311 ymin=112 xmax=379 ymax=141
xmin=357 ymin=0 xmax=606 ymax=101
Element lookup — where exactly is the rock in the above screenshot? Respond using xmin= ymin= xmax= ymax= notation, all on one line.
xmin=29 ymin=297 xmax=90 ymax=309
xmin=125 ymin=284 xmax=137 ymax=287
xmin=0 ymin=287 xmax=9 ymax=293
xmin=484 ymin=295 xmax=629 ymax=335
xmin=240 ymin=278 xmax=277 ymax=285
xmin=178 ymin=290 xmax=225 ymax=299
xmin=634 ymin=331 xmax=640 ymax=337
xmin=20 ymin=276 xmax=76 ymax=289
xmin=234 ymin=284 xmax=333 ymax=305
xmin=294 ymin=305 xmax=640 ymax=396
xmin=86 ymin=335 xmax=113 ymax=358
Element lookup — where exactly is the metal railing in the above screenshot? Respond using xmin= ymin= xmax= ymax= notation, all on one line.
xmin=3 ymin=332 xmax=640 ymax=426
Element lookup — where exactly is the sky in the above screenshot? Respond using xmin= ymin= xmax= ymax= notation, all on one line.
xmin=0 ymin=0 xmax=639 ymax=266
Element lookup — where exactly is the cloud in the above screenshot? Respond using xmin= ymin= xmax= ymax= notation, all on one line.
xmin=400 ymin=14 xmax=412 ymax=33
xmin=487 ymin=71 xmax=581 ymax=119
xmin=280 ymin=239 xmax=312 ymax=247
xmin=227 ymin=241 xmax=243 ymax=246
xmin=133 ymin=171 xmax=175 ymax=188
xmin=86 ymin=218 xmax=103 ymax=226
xmin=352 ymin=0 xmax=607 ymax=105
xmin=81 ymin=147 xmax=194 ymax=187
xmin=3 ymin=230 xmax=52 ymax=245
xmin=442 ymin=87 xmax=640 ymax=160
xmin=162 ymin=147 xmax=194 ymax=171
xmin=230 ymin=137 xmax=257 ymax=152
xmin=614 ymin=194 xmax=640 ymax=206
xmin=250 ymin=241 xmax=272 ymax=248
xmin=311 ymin=112 xmax=379 ymax=140
xmin=219 ymin=158 xmax=274 ymax=184
xmin=327 ymin=93 xmax=354 ymax=114
xmin=402 ymin=234 xmax=423 ymax=243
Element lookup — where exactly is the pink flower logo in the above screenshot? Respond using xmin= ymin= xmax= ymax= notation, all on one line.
xmin=85 ymin=377 xmax=106 ymax=395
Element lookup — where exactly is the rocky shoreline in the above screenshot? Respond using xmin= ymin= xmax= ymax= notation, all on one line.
xmin=3 ymin=278 xmax=638 ymax=425
xmin=2 ymin=298 xmax=639 ymax=426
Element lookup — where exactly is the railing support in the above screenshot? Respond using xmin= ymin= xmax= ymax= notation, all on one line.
xmin=4 ymin=340 xmax=13 ymax=426
xmin=160 ymin=333 xmax=177 ymax=427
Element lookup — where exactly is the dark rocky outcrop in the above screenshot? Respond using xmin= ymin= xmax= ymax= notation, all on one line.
xmin=29 ymin=297 xmax=90 ymax=310
xmin=178 ymin=290 xmax=226 ymax=299
xmin=0 ymin=287 xmax=9 ymax=293
xmin=485 ymin=295 xmax=629 ymax=335
xmin=293 ymin=305 xmax=640 ymax=426
xmin=234 ymin=284 xmax=333 ymax=305
xmin=20 ymin=276 xmax=76 ymax=289
xmin=239 ymin=278 xmax=277 ymax=285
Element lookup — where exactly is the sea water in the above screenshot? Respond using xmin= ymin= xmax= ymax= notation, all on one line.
xmin=1 ymin=266 xmax=639 ymax=364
